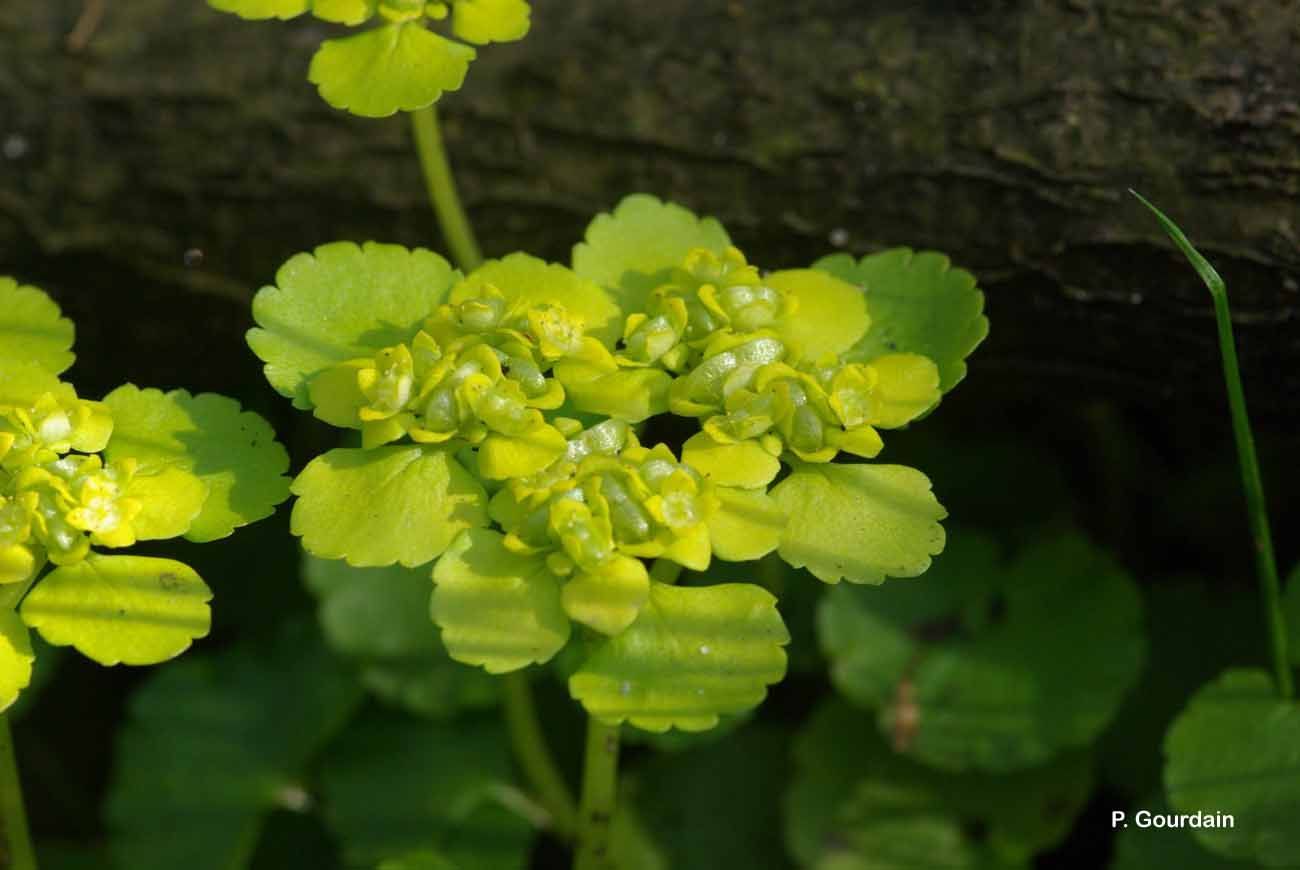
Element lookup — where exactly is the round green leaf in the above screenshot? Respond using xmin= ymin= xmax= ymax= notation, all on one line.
xmin=121 ymin=465 xmax=210 ymax=541
xmin=304 ymin=554 xmax=499 ymax=716
xmin=819 ymin=533 xmax=1145 ymax=772
xmin=311 ymin=0 xmax=375 ymax=25
xmin=107 ymin=620 xmax=361 ymax=870
xmin=248 ymin=241 xmax=457 ymax=409
xmin=103 ymin=386 xmax=291 ymax=542
xmin=706 ymin=486 xmax=784 ymax=563
xmin=431 ymin=529 xmax=571 ymax=673
xmin=0 ymin=609 xmax=34 ymax=713
xmin=765 ymin=269 xmax=870 ymax=361
xmin=21 ymin=555 xmax=212 ymax=666
xmin=569 ymin=581 xmax=789 ymax=732
xmin=308 ymin=22 xmax=475 ymax=118
xmin=1164 ymin=669 xmax=1300 ymax=867
xmin=452 ymin=0 xmax=531 ymax=44
xmin=0 ymin=276 xmax=75 ymax=375
xmin=206 ymin=0 xmax=309 ymax=19
xmin=771 ymin=462 xmax=947 ymax=585
xmin=320 ymin=707 xmax=533 ymax=869
xmin=291 ymin=446 xmax=488 ymax=568
xmin=457 ymin=253 xmax=623 ymax=347
xmin=571 ymin=194 xmax=732 ymax=314
xmin=787 ymin=701 xmax=1091 ymax=870
xmin=815 ymin=249 xmax=988 ymax=394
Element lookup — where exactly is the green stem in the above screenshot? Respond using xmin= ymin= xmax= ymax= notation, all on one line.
xmin=409 ymin=104 xmax=483 ymax=272
xmin=573 ymin=717 xmax=620 ymax=870
xmin=0 ymin=715 xmax=37 ymax=870
xmin=501 ymin=672 xmax=578 ymax=838
xmin=1133 ymin=191 xmax=1293 ymax=699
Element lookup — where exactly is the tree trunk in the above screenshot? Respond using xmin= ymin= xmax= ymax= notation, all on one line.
xmin=1 ymin=0 xmax=1297 ymax=422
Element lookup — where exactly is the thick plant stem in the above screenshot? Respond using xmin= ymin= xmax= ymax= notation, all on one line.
xmin=574 ymin=717 xmax=620 ymax=870
xmin=1134 ymin=191 xmax=1294 ymax=699
xmin=502 ymin=672 xmax=578 ymax=838
xmin=410 ymin=104 xmax=483 ymax=273
xmin=0 ymin=715 xmax=37 ymax=870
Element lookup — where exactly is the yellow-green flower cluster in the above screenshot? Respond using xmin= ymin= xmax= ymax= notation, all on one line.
xmin=489 ymin=427 xmax=728 ymax=635
xmin=0 ymin=384 xmax=141 ymax=583
xmin=309 ymin=284 xmax=590 ymax=480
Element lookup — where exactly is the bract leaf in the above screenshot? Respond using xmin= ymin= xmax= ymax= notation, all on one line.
xmin=308 ymin=23 xmax=475 ymax=118
xmin=304 ymin=554 xmax=498 ymax=716
xmin=818 ymin=533 xmax=1145 ymax=772
xmin=771 ymin=462 xmax=946 ymax=585
xmin=706 ymin=486 xmax=784 ymax=563
xmin=787 ymin=701 xmax=1091 ymax=869
xmin=682 ymin=432 xmax=779 ymax=489
xmin=291 ymin=446 xmax=488 ymax=567
xmin=248 ymin=241 xmax=456 ymax=408
xmin=0 ymin=361 xmax=63 ymax=407
xmin=121 ymin=465 xmax=209 ymax=541
xmin=569 ymin=581 xmax=789 ymax=732
xmin=816 ymin=248 xmax=988 ymax=393
xmin=572 ymin=194 xmax=731 ymax=314
xmin=206 ymin=0 xmax=309 ymax=19
xmin=106 ymin=620 xmax=361 ymax=870
xmin=0 ymin=610 xmax=34 ymax=713
xmin=431 ymin=529 xmax=570 ymax=673
xmin=320 ymin=706 xmax=533 ymax=869
xmin=765 ymin=269 xmax=870 ymax=361
xmin=21 ymin=555 xmax=211 ymax=666
xmin=452 ymin=0 xmax=531 ymax=44
xmin=103 ymin=386 xmax=291 ymax=542
xmin=1164 ymin=669 xmax=1300 ymax=867
xmin=311 ymin=0 xmax=375 ymax=25
xmin=0 ymin=277 xmax=75 ymax=375
xmin=456 ymin=253 xmax=623 ymax=347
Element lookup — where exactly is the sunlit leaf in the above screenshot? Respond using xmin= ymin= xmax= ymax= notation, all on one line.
xmin=248 ymin=241 xmax=456 ymax=409
xmin=308 ymin=23 xmax=475 ymax=118
xmin=815 ymin=249 xmax=987 ymax=394
xmin=21 ymin=555 xmax=212 ymax=666
xmin=569 ymin=581 xmax=788 ymax=732
xmin=1164 ymin=669 xmax=1300 ymax=867
xmin=765 ymin=269 xmax=870 ymax=361
xmin=819 ymin=533 xmax=1144 ymax=772
xmin=304 ymin=554 xmax=498 ymax=716
xmin=452 ymin=0 xmax=531 ymax=44
xmin=787 ymin=701 xmax=1091 ymax=869
xmin=572 ymin=194 xmax=731 ymax=314
xmin=106 ymin=620 xmax=361 ymax=870
xmin=311 ymin=0 xmax=375 ymax=25
xmin=771 ymin=462 xmax=946 ymax=585
xmin=0 ymin=610 xmax=34 ymax=713
xmin=103 ymin=386 xmax=291 ymax=542
xmin=0 ymin=276 xmax=75 ymax=375
xmin=431 ymin=529 xmax=570 ymax=673
xmin=706 ymin=486 xmax=784 ymax=563
xmin=291 ymin=446 xmax=488 ymax=567
xmin=320 ymin=706 xmax=533 ymax=869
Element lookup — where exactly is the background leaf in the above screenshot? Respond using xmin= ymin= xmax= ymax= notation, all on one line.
xmin=291 ymin=446 xmax=488 ymax=567
xmin=21 ymin=555 xmax=211 ymax=666
xmin=308 ymin=23 xmax=475 ymax=118
xmin=319 ymin=705 xmax=534 ymax=869
xmin=818 ymin=532 xmax=1145 ymax=771
xmin=248 ymin=241 xmax=456 ymax=408
xmin=0 ymin=276 xmax=75 ymax=375
xmin=771 ymin=463 xmax=947 ymax=585
xmin=303 ymin=553 xmax=499 ymax=716
xmin=571 ymin=194 xmax=731 ymax=314
xmin=815 ymin=249 xmax=987 ymax=394
xmin=786 ymin=701 xmax=1091 ymax=869
xmin=1163 ymin=669 xmax=1300 ymax=867
xmin=103 ymin=386 xmax=291 ymax=542
xmin=569 ymin=581 xmax=789 ymax=732
xmin=106 ymin=620 xmax=362 ymax=869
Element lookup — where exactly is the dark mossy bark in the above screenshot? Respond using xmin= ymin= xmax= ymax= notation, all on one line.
xmin=1 ymin=0 xmax=1297 ymax=422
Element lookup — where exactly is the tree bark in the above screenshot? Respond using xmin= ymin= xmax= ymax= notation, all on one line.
xmin=1 ymin=0 xmax=1297 ymax=422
